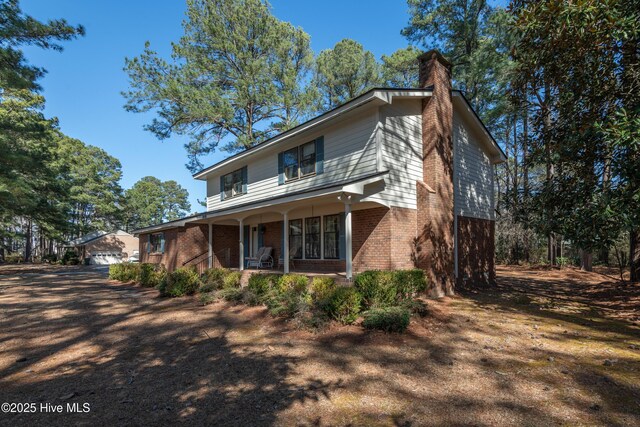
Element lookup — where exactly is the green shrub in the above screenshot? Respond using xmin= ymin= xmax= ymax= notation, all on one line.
xmin=4 ymin=253 xmax=22 ymax=263
xmin=277 ymin=274 xmax=309 ymax=293
xmin=139 ymin=263 xmax=157 ymax=287
xmin=393 ymin=269 xmax=428 ymax=300
xmin=61 ymin=250 xmax=80 ymax=266
xmin=160 ymin=267 xmax=201 ymax=297
xmin=42 ymin=253 xmax=58 ymax=263
xmin=241 ymin=288 xmax=262 ymax=306
xmin=354 ymin=270 xmax=396 ymax=308
xmin=199 ymin=292 xmax=216 ymax=305
xmin=218 ymin=287 xmax=244 ymax=302
xmin=326 ymin=286 xmax=362 ymax=324
xmin=362 ymin=306 xmax=411 ymax=333
xmin=267 ymin=290 xmax=311 ymax=318
xmin=109 ymin=262 xmax=140 ymax=282
xmin=355 ymin=269 xmax=428 ymax=308
xmin=310 ymin=277 xmax=337 ymax=307
xmin=200 ymin=268 xmax=229 ymax=292
xmin=247 ymin=273 xmax=281 ymax=298
xmin=401 ymin=299 xmax=429 ymax=317
xmin=223 ymin=271 xmax=242 ymax=289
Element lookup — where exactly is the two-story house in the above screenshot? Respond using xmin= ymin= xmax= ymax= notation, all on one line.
xmin=134 ymin=50 xmax=505 ymax=296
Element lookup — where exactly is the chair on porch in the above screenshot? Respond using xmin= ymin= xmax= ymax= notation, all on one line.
xmin=246 ymin=247 xmax=273 ymax=269
xmin=278 ymin=253 xmax=296 ymax=271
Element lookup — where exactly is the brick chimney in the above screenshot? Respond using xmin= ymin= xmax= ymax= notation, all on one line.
xmin=415 ymin=50 xmax=455 ymax=297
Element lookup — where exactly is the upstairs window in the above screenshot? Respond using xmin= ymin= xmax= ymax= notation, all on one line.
xmin=278 ymin=137 xmax=324 ymax=184
xmin=220 ymin=166 xmax=247 ymax=200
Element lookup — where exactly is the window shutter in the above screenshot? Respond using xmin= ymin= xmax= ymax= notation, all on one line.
xmin=220 ymin=175 xmax=224 ymax=201
xmin=315 ymin=136 xmax=324 ymax=175
xmin=241 ymin=166 xmax=248 ymax=194
xmin=146 ymin=235 xmax=150 ymax=254
xmin=160 ymin=234 xmax=165 ymax=254
xmin=277 ymin=152 xmax=284 ymax=185
xmin=339 ymin=212 xmax=346 ymax=260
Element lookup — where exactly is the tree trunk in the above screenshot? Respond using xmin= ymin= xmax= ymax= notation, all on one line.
xmin=631 ymin=229 xmax=640 ymax=282
xmin=548 ymin=234 xmax=557 ymax=266
xmin=580 ymin=250 xmax=593 ymax=272
xmin=24 ymin=218 xmax=32 ymax=262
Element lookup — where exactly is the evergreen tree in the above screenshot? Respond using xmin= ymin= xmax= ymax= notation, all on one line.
xmin=381 ymin=46 xmax=421 ymax=88
xmin=314 ymin=39 xmax=381 ymax=110
xmin=123 ymin=0 xmax=316 ymax=172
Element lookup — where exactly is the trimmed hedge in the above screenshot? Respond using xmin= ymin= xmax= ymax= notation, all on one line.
xmin=263 ymin=274 xmax=309 ymax=318
xmin=218 ymin=287 xmax=244 ymax=302
xmin=247 ymin=273 xmax=282 ymax=301
xmin=139 ymin=263 xmax=166 ymax=288
xmin=200 ymin=268 xmax=229 ymax=292
xmin=362 ymin=306 xmax=411 ymax=333
xmin=109 ymin=262 xmax=140 ymax=282
xmin=158 ymin=267 xmax=201 ymax=297
xmin=354 ymin=269 xmax=427 ymax=309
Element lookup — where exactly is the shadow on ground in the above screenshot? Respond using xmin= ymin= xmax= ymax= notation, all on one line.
xmin=0 ymin=265 xmax=638 ymax=426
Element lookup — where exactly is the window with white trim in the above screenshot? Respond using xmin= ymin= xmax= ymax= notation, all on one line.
xmin=222 ymin=167 xmax=246 ymax=200
xmin=283 ymin=141 xmax=316 ymax=182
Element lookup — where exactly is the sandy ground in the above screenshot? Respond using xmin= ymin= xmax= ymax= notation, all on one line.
xmin=0 ymin=264 xmax=638 ymax=426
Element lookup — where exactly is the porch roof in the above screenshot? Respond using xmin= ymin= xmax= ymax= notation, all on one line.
xmin=131 ymin=171 xmax=388 ymax=235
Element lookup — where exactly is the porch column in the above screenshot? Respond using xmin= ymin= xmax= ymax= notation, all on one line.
xmin=208 ymin=222 xmax=213 ymax=268
xmin=345 ymin=202 xmax=353 ymax=280
xmin=239 ymin=218 xmax=244 ymax=271
xmin=283 ymin=211 xmax=289 ymax=274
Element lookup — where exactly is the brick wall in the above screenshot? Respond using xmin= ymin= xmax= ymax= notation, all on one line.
xmin=415 ymin=50 xmax=455 ymax=297
xmin=212 ymin=225 xmax=239 ymax=268
xmin=261 ymin=221 xmax=282 ymax=263
xmin=457 ymin=215 xmax=495 ymax=286
xmin=139 ymin=223 xmax=238 ymax=271
xmin=352 ymin=206 xmax=416 ymax=273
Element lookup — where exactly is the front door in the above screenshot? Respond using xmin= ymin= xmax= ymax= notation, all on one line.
xmin=252 ymin=226 xmax=258 ymax=257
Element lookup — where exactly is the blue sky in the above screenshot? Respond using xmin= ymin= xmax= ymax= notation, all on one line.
xmin=20 ymin=0 xmax=505 ymax=211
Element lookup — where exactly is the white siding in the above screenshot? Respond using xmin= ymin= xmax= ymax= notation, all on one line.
xmin=453 ymin=111 xmax=495 ymax=220
xmin=206 ymin=108 xmax=378 ymax=211
xmin=366 ymin=99 xmax=423 ymax=209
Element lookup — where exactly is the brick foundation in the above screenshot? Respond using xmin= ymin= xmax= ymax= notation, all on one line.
xmin=457 ymin=216 xmax=495 ymax=286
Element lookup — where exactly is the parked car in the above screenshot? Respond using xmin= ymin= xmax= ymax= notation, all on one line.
xmin=128 ymin=250 xmax=140 ymax=263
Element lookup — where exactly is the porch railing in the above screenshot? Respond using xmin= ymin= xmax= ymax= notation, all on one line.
xmin=185 ymin=248 xmax=231 ymax=275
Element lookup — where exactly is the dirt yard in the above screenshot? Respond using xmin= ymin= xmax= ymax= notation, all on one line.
xmin=0 ymin=264 xmax=638 ymax=426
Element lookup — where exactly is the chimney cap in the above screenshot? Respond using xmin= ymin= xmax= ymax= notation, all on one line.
xmin=417 ymin=49 xmax=452 ymax=69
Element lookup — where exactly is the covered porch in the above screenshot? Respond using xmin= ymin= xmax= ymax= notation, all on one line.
xmin=190 ymin=174 xmax=388 ymax=280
